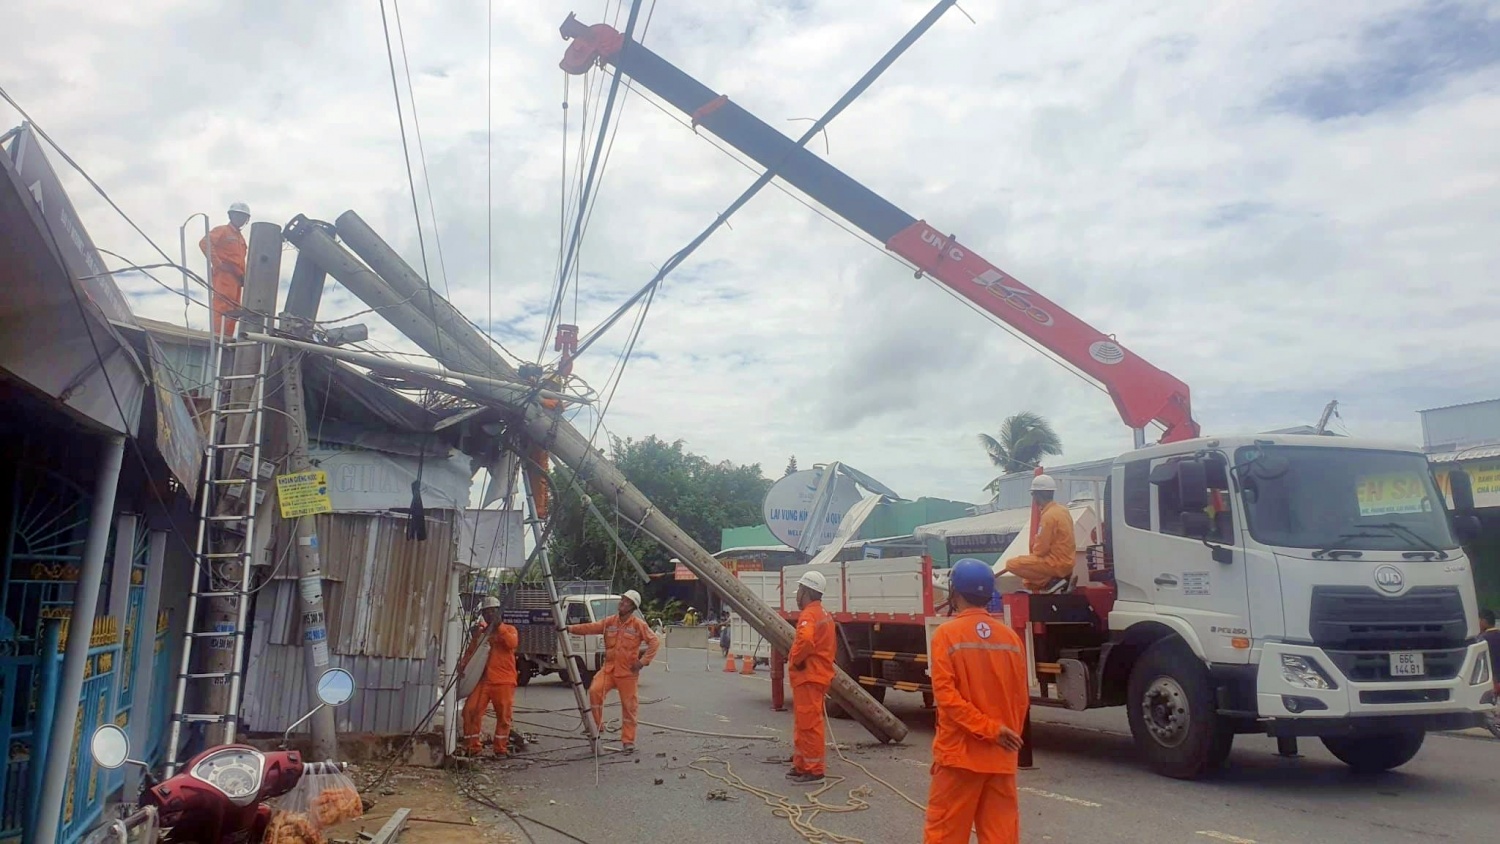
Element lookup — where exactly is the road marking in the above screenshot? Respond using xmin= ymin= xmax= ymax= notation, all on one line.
xmin=1196 ymin=832 xmax=1256 ymax=844
xmin=1019 ymin=787 xmax=1101 ymax=808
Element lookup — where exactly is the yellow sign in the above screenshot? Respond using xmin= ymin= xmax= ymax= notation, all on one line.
xmin=276 ymin=470 xmax=333 ymax=518
xmin=1355 ymin=472 xmax=1431 ymax=517
xmin=1433 ymin=461 xmax=1500 ymax=509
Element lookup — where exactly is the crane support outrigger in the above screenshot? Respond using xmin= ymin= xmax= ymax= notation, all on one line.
xmin=558 ymin=13 xmax=1199 ymax=447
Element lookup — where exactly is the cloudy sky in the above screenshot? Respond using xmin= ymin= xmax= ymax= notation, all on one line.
xmin=4 ymin=0 xmax=1499 ymax=505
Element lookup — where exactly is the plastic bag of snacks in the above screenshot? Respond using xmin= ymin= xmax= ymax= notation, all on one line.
xmin=271 ymin=761 xmax=363 ymax=839
xmin=263 ymin=809 xmax=323 ymax=844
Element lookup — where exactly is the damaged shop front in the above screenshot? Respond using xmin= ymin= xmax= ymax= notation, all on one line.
xmin=239 ymin=351 xmax=497 ymax=758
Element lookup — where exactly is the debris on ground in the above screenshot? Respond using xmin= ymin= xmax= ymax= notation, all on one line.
xmin=706 ymin=789 xmax=734 ymax=802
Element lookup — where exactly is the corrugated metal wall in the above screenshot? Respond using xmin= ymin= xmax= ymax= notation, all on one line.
xmin=241 ymin=511 xmax=457 ymax=735
xmin=1421 ymin=399 xmax=1500 ymax=452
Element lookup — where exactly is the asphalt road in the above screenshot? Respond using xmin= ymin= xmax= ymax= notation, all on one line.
xmin=464 ymin=647 xmax=1500 ymax=844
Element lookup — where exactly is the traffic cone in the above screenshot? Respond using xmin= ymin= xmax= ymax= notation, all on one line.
xmin=740 ymin=655 xmax=755 ymax=675
xmin=723 ymin=654 xmax=736 ymax=672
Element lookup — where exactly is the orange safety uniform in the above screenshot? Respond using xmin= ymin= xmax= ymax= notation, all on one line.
xmin=200 ymin=223 xmax=247 ymax=338
xmin=1004 ymin=500 xmax=1075 ymax=591
xmin=461 ymin=621 xmax=520 ymax=754
xmin=924 ymin=607 xmax=1029 ymax=844
xmin=788 ymin=599 xmax=836 ymax=777
xmin=568 ymin=613 xmax=659 ymax=746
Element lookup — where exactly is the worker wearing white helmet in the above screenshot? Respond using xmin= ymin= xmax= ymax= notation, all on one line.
xmin=787 ymin=569 xmax=836 ymax=783
xmin=460 ymin=596 xmax=519 ymax=756
xmin=199 ymin=202 xmax=252 ymax=338
xmin=1003 ymin=473 xmax=1076 ymax=593
xmin=567 ymin=588 xmax=659 ymax=753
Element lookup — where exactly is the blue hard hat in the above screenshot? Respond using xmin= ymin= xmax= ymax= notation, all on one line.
xmin=950 ymin=558 xmax=995 ymax=601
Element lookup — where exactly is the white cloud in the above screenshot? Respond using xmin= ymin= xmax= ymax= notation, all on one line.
xmin=4 ymin=0 xmax=1498 ymax=506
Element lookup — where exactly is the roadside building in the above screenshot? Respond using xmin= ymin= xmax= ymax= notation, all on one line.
xmin=1421 ymin=399 xmax=1500 ymax=608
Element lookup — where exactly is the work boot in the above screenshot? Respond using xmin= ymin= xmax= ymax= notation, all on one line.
xmin=786 ymin=770 xmax=824 ymax=784
xmin=621 ymin=744 xmax=636 ymax=755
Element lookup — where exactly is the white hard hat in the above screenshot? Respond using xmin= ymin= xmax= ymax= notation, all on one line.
xmin=1031 ymin=474 xmax=1057 ymax=492
xmin=622 ymin=590 xmax=642 ymax=608
xmin=228 ymin=201 xmax=251 ymax=216
xmin=797 ymin=570 xmax=827 ymax=593
xmin=479 ymin=596 xmax=501 ymax=610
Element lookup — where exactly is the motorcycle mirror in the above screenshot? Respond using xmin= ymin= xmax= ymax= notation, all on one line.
xmin=316 ymin=667 xmax=356 ymax=707
xmin=90 ymin=724 xmax=131 ymax=770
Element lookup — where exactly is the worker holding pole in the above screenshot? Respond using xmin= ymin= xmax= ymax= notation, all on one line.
xmin=460 ymin=597 xmax=520 ymax=756
xmin=567 ymin=589 xmax=658 ymax=753
xmin=199 ymin=202 xmax=251 ymax=337
xmin=787 ymin=570 xmax=836 ymax=784
xmin=924 ymin=559 xmax=1029 ymax=844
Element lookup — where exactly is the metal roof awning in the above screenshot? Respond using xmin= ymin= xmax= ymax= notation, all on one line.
xmin=0 ymin=124 xmax=147 ymax=435
xmin=914 ymin=506 xmax=1032 ymax=541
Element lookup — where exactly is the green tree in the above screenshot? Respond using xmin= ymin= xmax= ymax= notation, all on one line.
xmin=784 ymin=455 xmax=798 ymax=477
xmin=547 ymin=435 xmax=772 ymax=589
xmin=979 ymin=411 xmax=1063 ymax=494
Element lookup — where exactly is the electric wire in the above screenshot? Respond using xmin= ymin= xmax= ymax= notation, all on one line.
xmin=378 ymin=0 xmax=445 ymax=363
xmin=391 ymin=0 xmax=453 ymax=302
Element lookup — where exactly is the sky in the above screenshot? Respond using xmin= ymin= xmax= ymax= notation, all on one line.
xmin=3 ymin=0 xmax=1499 ymax=506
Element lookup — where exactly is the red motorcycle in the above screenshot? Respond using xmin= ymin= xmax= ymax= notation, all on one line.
xmin=86 ymin=667 xmax=356 ymax=844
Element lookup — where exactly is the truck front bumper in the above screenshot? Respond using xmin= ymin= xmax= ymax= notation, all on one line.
xmin=1248 ymin=640 xmax=1491 ymax=733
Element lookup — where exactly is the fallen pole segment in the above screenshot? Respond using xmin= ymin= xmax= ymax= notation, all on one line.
xmin=242 ymin=332 xmax=583 ymax=405
xmin=290 ymin=213 xmax=907 ymax=744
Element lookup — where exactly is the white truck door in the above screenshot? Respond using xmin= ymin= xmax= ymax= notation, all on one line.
xmin=1116 ymin=452 xmax=1253 ymax=664
xmin=564 ymin=598 xmax=592 ymax=666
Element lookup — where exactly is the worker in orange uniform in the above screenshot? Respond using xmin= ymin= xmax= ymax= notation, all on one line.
xmin=567 ymin=589 xmax=659 ymax=753
xmin=460 ymin=596 xmax=520 ymax=756
xmin=199 ymin=202 xmax=251 ymax=338
xmin=787 ymin=569 xmax=836 ymax=784
xmin=925 ymin=558 xmax=1029 ymax=844
xmin=1003 ymin=474 xmax=1075 ymax=593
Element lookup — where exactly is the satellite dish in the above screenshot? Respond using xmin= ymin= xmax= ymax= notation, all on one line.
xmin=762 ymin=468 xmax=862 ymax=550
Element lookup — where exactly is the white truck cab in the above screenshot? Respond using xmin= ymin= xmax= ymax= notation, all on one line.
xmin=1100 ymin=434 xmax=1490 ymax=776
xmin=512 ymin=592 xmax=621 ymax=685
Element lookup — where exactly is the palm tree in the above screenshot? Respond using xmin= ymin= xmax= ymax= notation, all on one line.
xmin=979 ymin=412 xmax=1063 ymax=494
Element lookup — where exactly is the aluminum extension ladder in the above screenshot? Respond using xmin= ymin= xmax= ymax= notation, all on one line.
xmin=164 ymin=337 xmax=272 ymax=774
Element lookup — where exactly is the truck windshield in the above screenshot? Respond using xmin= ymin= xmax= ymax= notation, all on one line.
xmin=590 ymin=599 xmax=619 ymax=620
xmin=1235 ymin=446 xmax=1458 ymax=553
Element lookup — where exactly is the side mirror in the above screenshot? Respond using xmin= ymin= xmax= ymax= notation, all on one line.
xmin=90 ymin=724 xmax=132 ymax=770
xmin=316 ymin=667 xmax=356 ymax=707
xmin=1449 ymin=469 xmax=1477 ymax=513
xmin=1454 ymin=514 xmax=1482 ymax=545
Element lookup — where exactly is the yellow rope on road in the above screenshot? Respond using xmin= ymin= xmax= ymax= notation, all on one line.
xmin=689 ymin=757 xmax=872 ymax=844
xmin=824 ymin=712 xmax=929 ymax=814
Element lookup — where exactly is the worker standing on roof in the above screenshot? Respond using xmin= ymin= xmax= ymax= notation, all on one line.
xmin=567 ymin=589 xmax=659 ymax=753
xmin=199 ymin=202 xmax=251 ymax=338
xmin=1003 ymin=474 xmax=1075 ymax=593
xmin=787 ymin=570 xmax=836 ymax=784
xmin=460 ymin=597 xmax=520 ymax=756
xmin=925 ymin=559 xmax=1029 ymax=844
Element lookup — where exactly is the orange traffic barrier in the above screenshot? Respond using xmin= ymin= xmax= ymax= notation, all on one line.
xmin=723 ymin=655 xmax=736 ymax=673
xmin=740 ymin=655 xmax=755 ymax=675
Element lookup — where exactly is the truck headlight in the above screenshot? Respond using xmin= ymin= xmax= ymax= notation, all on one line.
xmin=1280 ymin=654 xmax=1336 ymax=690
xmin=1470 ymin=655 xmax=1492 ymax=686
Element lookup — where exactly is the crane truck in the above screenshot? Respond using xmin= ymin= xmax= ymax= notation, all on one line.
xmin=556 ymin=14 xmax=1493 ymax=779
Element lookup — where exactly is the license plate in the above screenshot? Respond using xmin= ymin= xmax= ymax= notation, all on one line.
xmin=1390 ymin=651 xmax=1425 ymax=677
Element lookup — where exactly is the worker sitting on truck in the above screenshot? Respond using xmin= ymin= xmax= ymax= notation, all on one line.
xmin=925 ymin=559 xmax=1029 ymax=844
xmin=1003 ymin=474 xmax=1074 ymax=593
xmin=568 ymin=589 xmax=659 ymax=753
xmin=460 ymin=596 xmax=520 ymax=756
xmin=788 ymin=570 xmax=837 ymax=784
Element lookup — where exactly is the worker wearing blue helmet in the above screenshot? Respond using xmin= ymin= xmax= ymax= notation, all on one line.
xmin=925 ymin=559 xmax=1029 ymax=844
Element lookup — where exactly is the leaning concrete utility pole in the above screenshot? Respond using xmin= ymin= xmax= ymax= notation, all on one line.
xmin=287 ymin=215 xmax=906 ymax=743
xmin=274 ymin=301 xmax=339 ymax=760
xmin=201 ymin=222 xmax=281 ymax=742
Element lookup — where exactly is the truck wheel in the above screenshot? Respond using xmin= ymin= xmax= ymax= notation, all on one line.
xmin=1126 ymin=637 xmax=1227 ymax=780
xmin=1321 ymin=732 xmax=1425 ymax=774
xmin=517 ymin=660 xmax=535 ymax=688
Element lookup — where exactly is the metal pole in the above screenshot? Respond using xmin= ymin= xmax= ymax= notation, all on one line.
xmin=292 ymin=218 xmax=906 ymax=743
xmin=33 ymin=433 xmax=126 ymax=844
xmin=520 ymin=469 xmax=600 ymax=745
